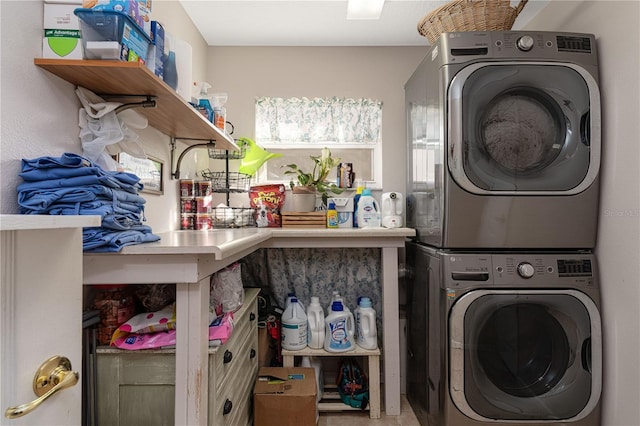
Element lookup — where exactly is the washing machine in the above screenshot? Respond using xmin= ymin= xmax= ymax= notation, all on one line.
xmin=405 ymin=31 xmax=601 ymax=249
xmin=405 ymin=241 xmax=602 ymax=425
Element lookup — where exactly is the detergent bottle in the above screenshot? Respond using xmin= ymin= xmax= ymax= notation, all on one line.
xmin=281 ymin=297 xmax=307 ymax=351
xmin=285 ymin=292 xmax=305 ymax=312
xmin=357 ymin=188 xmax=381 ymax=228
xmin=352 ymin=182 xmax=364 ymax=228
xmin=306 ymin=297 xmax=325 ymax=349
xmin=355 ymin=297 xmax=378 ymax=350
xmin=324 ymin=301 xmax=355 ymax=353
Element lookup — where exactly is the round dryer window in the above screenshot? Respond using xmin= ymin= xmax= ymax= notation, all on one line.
xmin=447 ymin=63 xmax=600 ymax=193
xmin=479 ymin=88 xmax=564 ymax=174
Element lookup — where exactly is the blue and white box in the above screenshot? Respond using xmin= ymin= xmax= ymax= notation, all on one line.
xmin=146 ymin=21 xmax=165 ymax=78
xmin=329 ymin=198 xmax=354 ymax=228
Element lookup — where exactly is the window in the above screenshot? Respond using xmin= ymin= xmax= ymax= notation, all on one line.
xmin=253 ymin=96 xmax=383 ymax=188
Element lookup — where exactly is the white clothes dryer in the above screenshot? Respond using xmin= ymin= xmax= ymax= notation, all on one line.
xmin=405 ymin=31 xmax=601 ymax=249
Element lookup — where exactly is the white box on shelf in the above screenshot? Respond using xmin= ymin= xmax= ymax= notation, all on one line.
xmin=43 ymin=0 xmax=84 ymax=59
xmin=329 ymin=197 xmax=354 ymax=228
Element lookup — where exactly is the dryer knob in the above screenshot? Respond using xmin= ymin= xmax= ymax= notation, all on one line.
xmin=517 ymin=35 xmax=535 ymax=52
xmin=517 ymin=262 xmax=536 ymax=278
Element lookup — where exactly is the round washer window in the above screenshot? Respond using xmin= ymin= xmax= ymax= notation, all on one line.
xmin=476 ymin=303 xmax=570 ymax=398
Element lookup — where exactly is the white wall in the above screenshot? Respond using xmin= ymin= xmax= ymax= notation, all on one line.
xmin=0 ymin=0 xmax=209 ymax=233
xmin=524 ymin=2 xmax=640 ymax=425
xmin=206 ymin=46 xmax=427 ymax=198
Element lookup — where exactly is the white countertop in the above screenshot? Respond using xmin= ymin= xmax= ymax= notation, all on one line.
xmin=85 ymin=227 xmax=416 ymax=259
xmin=0 ymin=214 xmax=101 ymax=230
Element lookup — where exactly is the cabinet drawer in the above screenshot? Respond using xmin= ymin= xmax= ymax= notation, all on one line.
xmin=212 ymin=354 xmax=258 ymax=425
xmin=211 ymin=298 xmax=258 ymax=393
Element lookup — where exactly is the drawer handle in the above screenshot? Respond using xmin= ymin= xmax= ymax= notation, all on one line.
xmin=223 ymin=350 xmax=233 ymax=364
xmin=223 ymin=399 xmax=233 ymax=415
xmin=250 ymin=349 xmax=256 ymax=359
xmin=250 ymin=312 xmax=256 ymax=321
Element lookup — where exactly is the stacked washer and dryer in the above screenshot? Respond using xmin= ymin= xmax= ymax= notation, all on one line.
xmin=404 ymin=31 xmax=603 ymax=425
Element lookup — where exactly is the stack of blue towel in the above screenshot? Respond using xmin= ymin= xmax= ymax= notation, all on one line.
xmin=18 ymin=152 xmax=160 ymax=252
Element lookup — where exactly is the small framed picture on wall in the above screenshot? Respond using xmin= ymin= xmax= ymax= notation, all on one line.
xmin=116 ymin=152 xmax=164 ymax=195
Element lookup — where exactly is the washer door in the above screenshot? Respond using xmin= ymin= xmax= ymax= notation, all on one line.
xmin=448 ymin=62 xmax=600 ymax=194
xmin=449 ymin=289 xmax=602 ymax=422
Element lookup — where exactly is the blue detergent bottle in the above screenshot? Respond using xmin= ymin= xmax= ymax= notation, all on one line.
xmin=324 ymin=301 xmax=355 ymax=352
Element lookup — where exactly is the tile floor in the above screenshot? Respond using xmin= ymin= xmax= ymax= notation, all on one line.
xmin=318 ymin=395 xmax=421 ymax=426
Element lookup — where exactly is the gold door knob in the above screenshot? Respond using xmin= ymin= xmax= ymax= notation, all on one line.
xmin=4 ymin=356 xmax=79 ymax=419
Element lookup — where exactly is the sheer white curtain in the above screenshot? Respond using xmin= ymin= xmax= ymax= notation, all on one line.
xmin=255 ymin=97 xmax=382 ymax=145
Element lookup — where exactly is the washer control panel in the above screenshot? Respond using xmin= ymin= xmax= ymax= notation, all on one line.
xmin=443 ymin=252 xmax=597 ymax=288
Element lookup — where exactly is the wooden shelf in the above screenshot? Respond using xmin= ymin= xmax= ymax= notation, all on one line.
xmin=34 ymin=58 xmax=238 ymax=151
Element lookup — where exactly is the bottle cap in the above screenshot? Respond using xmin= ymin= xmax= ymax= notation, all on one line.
xmin=359 ymin=297 xmax=372 ymax=308
xmin=328 ymin=202 xmax=336 ymax=209
xmin=331 ymin=301 xmax=344 ymax=311
xmin=362 ymin=188 xmax=372 ymax=196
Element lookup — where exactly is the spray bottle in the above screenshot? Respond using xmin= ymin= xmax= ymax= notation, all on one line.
xmin=196 ymin=82 xmax=214 ymax=123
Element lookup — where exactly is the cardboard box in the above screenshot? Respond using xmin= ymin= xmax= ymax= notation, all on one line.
xmin=43 ymin=1 xmax=83 ymax=59
xmin=82 ymin=0 xmax=152 ymax=36
xmin=329 ymin=197 xmax=354 ymax=228
xmin=146 ymin=21 xmax=164 ymax=78
xmin=254 ymin=367 xmax=317 ymax=426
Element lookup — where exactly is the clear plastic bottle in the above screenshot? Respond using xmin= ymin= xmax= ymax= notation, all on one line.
xmin=324 ymin=301 xmax=355 ymax=353
xmin=307 ymin=296 xmax=325 ymax=349
xmin=281 ymin=297 xmax=308 ymax=351
xmin=356 ymin=297 xmax=378 ymax=350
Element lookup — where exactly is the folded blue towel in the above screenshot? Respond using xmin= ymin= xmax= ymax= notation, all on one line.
xmin=19 ymin=152 xmax=161 ymax=252
xmin=82 ymin=225 xmax=161 ymax=252
xmin=18 ymin=185 xmax=146 ymax=213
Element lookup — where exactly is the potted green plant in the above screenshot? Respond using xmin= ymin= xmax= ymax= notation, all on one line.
xmin=283 ymin=147 xmax=344 ymax=211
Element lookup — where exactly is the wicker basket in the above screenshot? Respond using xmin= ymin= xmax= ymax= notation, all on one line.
xmin=418 ymin=0 xmax=528 ymax=44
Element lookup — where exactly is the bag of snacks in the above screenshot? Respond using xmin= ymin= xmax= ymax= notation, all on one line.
xmin=249 ymin=184 xmax=286 ymax=227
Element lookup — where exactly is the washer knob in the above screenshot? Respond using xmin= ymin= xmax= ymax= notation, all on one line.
xmin=517 ymin=35 xmax=535 ymax=52
xmin=517 ymin=262 xmax=535 ymax=278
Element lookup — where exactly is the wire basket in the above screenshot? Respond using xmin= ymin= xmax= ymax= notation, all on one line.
xmin=210 ymin=206 xmax=256 ymax=228
xmin=417 ymin=0 xmax=528 ymax=44
xmin=200 ymin=170 xmax=252 ymax=193
xmin=207 ymin=144 xmax=246 ymax=160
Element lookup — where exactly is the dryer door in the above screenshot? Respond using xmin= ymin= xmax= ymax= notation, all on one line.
xmin=448 ymin=62 xmax=600 ymax=194
xmin=449 ymin=289 xmax=602 ymax=422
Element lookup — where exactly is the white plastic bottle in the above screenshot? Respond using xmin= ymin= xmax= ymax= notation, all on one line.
xmin=300 ymin=356 xmax=324 ymax=401
xmin=356 ymin=297 xmax=378 ymax=350
xmin=281 ymin=297 xmax=308 ymax=351
xmin=327 ymin=291 xmax=341 ymax=313
xmin=328 ymin=292 xmax=351 ymax=315
xmin=285 ymin=292 xmax=305 ymax=312
xmin=324 ymin=301 xmax=355 ymax=353
xmin=357 ymin=189 xmax=381 ymax=228
xmin=307 ymin=297 xmax=325 ymax=349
